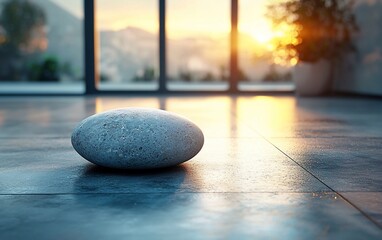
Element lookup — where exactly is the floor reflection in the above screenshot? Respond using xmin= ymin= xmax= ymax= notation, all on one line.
xmin=1 ymin=96 xmax=382 ymax=238
xmin=94 ymin=97 xmax=161 ymax=113
xmin=93 ymin=96 xmax=250 ymax=138
xmin=0 ymin=111 xmax=4 ymax=127
xmin=236 ymin=96 xmax=298 ymax=137
xmin=90 ymin=96 xmax=314 ymax=193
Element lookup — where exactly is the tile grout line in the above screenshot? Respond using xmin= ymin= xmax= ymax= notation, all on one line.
xmin=0 ymin=191 xmax=380 ymax=196
xmin=264 ymin=138 xmax=382 ymax=229
xmin=230 ymin=106 xmax=382 ymax=230
xmin=0 ymin=191 xmax=338 ymax=196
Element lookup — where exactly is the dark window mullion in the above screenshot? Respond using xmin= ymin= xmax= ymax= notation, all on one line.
xmin=159 ymin=0 xmax=167 ymax=92
xmin=230 ymin=0 xmax=238 ymax=93
xmin=84 ymin=0 xmax=97 ymax=94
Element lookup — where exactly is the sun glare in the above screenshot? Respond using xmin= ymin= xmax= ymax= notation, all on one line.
xmin=241 ymin=16 xmax=298 ymax=67
xmin=249 ymin=24 xmax=275 ymax=44
xmin=96 ymin=0 xmax=299 ymax=70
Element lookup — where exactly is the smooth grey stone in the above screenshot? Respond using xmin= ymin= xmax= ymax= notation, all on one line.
xmin=71 ymin=108 xmax=204 ymax=169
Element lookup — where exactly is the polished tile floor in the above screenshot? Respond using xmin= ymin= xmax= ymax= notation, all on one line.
xmin=0 ymin=96 xmax=381 ymax=239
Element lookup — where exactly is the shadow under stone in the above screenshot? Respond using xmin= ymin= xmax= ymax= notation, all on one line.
xmin=72 ymin=163 xmax=197 ymax=212
xmin=73 ymin=163 xmax=193 ymax=194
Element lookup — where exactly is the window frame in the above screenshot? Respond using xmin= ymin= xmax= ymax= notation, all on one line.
xmin=0 ymin=0 xmax=294 ymax=95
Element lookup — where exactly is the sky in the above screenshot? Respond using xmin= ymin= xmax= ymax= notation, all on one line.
xmin=51 ymin=0 xmax=83 ymax=18
xmin=49 ymin=0 xmax=283 ymax=40
xmin=97 ymin=0 xmax=158 ymax=32
xmin=48 ymin=0 xmax=296 ymax=66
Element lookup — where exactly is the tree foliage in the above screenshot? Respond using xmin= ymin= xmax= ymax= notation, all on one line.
xmin=0 ymin=0 xmax=46 ymax=50
xmin=268 ymin=0 xmax=358 ymax=62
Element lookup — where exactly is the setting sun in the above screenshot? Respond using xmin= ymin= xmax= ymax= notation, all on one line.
xmin=249 ymin=22 xmax=275 ymax=44
xmin=242 ymin=20 xmax=298 ymax=66
xmin=239 ymin=0 xmax=298 ymax=66
xmin=92 ymin=0 xmax=300 ymax=83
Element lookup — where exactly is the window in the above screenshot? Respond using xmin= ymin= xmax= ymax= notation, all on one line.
xmin=96 ymin=0 xmax=159 ymax=90
xmin=0 ymin=0 xmax=297 ymax=94
xmin=238 ymin=0 xmax=294 ymax=91
xmin=0 ymin=0 xmax=84 ymax=93
xmin=167 ymin=0 xmax=230 ymax=91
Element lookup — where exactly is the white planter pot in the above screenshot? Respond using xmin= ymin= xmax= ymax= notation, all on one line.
xmin=293 ymin=59 xmax=332 ymax=96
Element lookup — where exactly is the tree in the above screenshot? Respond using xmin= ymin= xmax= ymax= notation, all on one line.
xmin=0 ymin=0 xmax=46 ymax=51
xmin=0 ymin=0 xmax=47 ymax=81
xmin=268 ymin=0 xmax=358 ymax=63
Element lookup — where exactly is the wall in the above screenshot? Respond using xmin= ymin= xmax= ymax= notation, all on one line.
xmin=334 ymin=0 xmax=382 ymax=96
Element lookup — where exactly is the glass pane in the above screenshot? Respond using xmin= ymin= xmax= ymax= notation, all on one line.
xmin=238 ymin=0 xmax=295 ymax=91
xmin=0 ymin=0 xmax=84 ymax=93
xmin=96 ymin=0 xmax=159 ymax=90
xmin=167 ymin=0 xmax=230 ymax=91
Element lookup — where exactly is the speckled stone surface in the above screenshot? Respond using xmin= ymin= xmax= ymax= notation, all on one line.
xmin=71 ymin=108 xmax=204 ymax=169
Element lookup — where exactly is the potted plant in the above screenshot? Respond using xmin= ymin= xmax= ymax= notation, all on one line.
xmin=268 ymin=0 xmax=358 ymax=96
